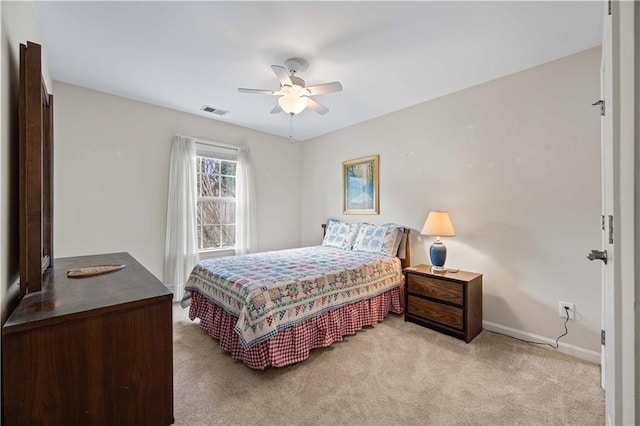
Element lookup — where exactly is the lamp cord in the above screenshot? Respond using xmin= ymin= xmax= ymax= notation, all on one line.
xmin=486 ymin=306 xmax=570 ymax=349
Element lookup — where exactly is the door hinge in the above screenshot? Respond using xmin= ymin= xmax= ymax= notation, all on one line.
xmin=593 ymin=100 xmax=605 ymax=116
xmin=608 ymin=215 xmax=613 ymax=244
xmin=608 ymin=0 xmax=612 ymax=15
xmin=601 ymin=215 xmax=605 ymax=230
xmin=601 ymin=329 xmax=606 ymax=346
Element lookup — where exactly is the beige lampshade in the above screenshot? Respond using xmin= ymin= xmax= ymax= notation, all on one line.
xmin=278 ymin=93 xmax=308 ymax=115
xmin=421 ymin=211 xmax=456 ymax=237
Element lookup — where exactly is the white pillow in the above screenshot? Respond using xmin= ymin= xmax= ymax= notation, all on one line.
xmin=352 ymin=223 xmax=404 ymax=257
xmin=322 ymin=220 xmax=360 ymax=250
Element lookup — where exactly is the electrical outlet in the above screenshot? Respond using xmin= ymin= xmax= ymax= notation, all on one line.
xmin=559 ymin=302 xmax=575 ymax=320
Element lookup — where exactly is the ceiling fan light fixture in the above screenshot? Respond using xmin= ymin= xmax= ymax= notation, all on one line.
xmin=278 ymin=93 xmax=308 ymax=115
xmin=239 ymin=57 xmax=341 ymax=117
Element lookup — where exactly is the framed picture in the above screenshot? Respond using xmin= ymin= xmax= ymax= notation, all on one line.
xmin=343 ymin=155 xmax=379 ymax=215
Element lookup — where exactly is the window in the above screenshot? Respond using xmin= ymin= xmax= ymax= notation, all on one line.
xmin=196 ymin=155 xmax=237 ymax=251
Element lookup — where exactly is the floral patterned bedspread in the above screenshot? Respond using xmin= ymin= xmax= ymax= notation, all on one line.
xmin=184 ymin=246 xmax=403 ymax=348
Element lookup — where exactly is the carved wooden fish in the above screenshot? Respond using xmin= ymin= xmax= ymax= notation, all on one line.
xmin=67 ymin=264 xmax=126 ymax=278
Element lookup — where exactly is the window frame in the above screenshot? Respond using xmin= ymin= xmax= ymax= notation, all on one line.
xmin=194 ymin=142 xmax=238 ymax=256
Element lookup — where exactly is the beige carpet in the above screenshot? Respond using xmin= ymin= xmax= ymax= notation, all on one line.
xmin=172 ymin=304 xmax=604 ymax=425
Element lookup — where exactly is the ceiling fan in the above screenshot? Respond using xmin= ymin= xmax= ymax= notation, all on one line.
xmin=238 ymin=57 xmax=343 ymax=116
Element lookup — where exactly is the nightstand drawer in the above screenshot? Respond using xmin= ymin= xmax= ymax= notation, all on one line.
xmin=407 ymin=274 xmax=463 ymax=305
xmin=407 ymin=295 xmax=463 ymax=330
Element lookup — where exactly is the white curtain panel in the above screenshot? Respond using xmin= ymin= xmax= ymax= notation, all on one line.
xmin=235 ymin=147 xmax=257 ymax=255
xmin=164 ymin=135 xmax=199 ymax=301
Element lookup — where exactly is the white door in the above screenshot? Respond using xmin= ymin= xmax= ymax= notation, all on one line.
xmin=596 ymin=4 xmax=619 ymax=425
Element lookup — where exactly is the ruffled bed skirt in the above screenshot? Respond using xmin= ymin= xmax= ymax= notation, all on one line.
xmin=188 ymin=285 xmax=405 ymax=369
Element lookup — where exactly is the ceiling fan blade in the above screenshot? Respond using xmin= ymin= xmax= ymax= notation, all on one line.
xmin=306 ymin=98 xmax=329 ymax=115
xmin=271 ymin=65 xmax=293 ymax=87
xmin=271 ymin=103 xmax=282 ymax=114
xmin=304 ymin=81 xmax=343 ymax=96
xmin=238 ymin=88 xmax=280 ymax=95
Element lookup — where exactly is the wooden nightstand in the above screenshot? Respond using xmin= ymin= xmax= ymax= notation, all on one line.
xmin=404 ymin=264 xmax=483 ymax=343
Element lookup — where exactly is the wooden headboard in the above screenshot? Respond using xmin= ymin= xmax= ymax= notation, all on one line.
xmin=19 ymin=41 xmax=54 ymax=297
xmin=321 ymin=223 xmax=411 ymax=269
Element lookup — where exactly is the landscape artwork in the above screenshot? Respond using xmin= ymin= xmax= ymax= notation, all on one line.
xmin=343 ymin=155 xmax=379 ymax=215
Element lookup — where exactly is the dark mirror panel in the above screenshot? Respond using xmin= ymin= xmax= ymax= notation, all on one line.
xmin=18 ymin=41 xmax=53 ymax=296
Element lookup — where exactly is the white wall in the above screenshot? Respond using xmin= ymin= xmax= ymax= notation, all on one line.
xmin=53 ymin=81 xmax=302 ymax=283
xmin=301 ymin=48 xmax=602 ymax=359
xmin=1 ymin=0 xmax=52 ymax=322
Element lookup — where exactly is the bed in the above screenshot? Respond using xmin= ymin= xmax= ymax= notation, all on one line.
xmin=183 ymin=220 xmax=410 ymax=369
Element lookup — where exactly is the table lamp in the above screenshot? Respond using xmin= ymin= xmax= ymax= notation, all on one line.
xmin=421 ymin=211 xmax=456 ymax=271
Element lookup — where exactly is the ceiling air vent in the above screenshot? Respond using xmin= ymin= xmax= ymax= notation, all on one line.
xmin=200 ymin=105 xmax=229 ymax=116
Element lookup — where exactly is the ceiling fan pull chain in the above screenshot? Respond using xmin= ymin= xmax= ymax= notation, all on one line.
xmin=289 ymin=114 xmax=294 ymax=143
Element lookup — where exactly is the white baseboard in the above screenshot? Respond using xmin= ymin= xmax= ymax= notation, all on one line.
xmin=482 ymin=320 xmax=601 ymax=364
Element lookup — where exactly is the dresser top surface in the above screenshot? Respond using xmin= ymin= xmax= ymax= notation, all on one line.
xmin=3 ymin=252 xmax=172 ymax=332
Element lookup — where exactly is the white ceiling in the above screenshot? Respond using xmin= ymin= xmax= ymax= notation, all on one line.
xmin=33 ymin=1 xmax=603 ymax=141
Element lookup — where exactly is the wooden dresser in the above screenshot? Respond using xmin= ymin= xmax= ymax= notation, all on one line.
xmin=2 ymin=252 xmax=174 ymax=425
xmin=404 ymin=264 xmax=483 ymax=343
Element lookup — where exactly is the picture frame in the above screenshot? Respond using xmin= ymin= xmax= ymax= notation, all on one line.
xmin=342 ymin=155 xmax=379 ymax=215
